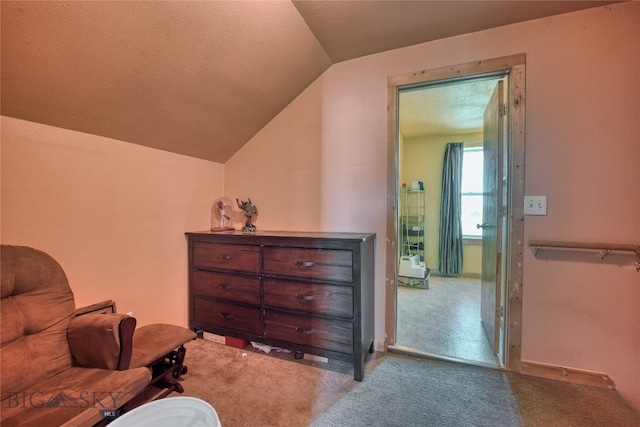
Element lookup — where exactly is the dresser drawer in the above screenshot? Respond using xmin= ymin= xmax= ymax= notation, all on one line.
xmin=263 ymin=247 xmax=352 ymax=283
xmin=194 ymin=297 xmax=262 ymax=335
xmin=264 ymin=310 xmax=353 ymax=354
xmin=263 ymin=279 xmax=353 ymax=318
xmin=192 ymin=270 xmax=261 ymax=306
xmin=193 ymin=242 xmax=260 ymax=274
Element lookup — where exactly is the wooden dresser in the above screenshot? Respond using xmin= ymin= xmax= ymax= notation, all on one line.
xmin=186 ymin=230 xmax=375 ymax=380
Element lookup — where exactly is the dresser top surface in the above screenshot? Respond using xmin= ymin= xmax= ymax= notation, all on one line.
xmin=186 ymin=230 xmax=375 ymax=242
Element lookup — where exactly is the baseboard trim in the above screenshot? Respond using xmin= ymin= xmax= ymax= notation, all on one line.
xmin=520 ymin=360 xmax=615 ymax=389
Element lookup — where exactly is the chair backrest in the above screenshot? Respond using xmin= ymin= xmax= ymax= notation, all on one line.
xmin=1 ymin=245 xmax=76 ymax=397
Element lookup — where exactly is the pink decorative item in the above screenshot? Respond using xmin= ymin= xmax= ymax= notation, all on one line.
xmin=211 ymin=198 xmax=234 ymax=231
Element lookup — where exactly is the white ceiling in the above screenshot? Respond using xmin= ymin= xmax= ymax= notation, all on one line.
xmin=1 ymin=1 xmax=623 ymax=162
xmin=399 ymin=78 xmax=502 ymax=139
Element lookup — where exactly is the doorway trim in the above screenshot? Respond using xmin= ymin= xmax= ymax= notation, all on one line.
xmin=385 ymin=54 xmax=526 ymax=372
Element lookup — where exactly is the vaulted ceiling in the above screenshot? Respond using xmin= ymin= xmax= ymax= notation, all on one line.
xmin=1 ymin=1 xmax=621 ymax=162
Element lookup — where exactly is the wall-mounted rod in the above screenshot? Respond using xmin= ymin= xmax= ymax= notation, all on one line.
xmin=529 ymin=240 xmax=640 ymax=272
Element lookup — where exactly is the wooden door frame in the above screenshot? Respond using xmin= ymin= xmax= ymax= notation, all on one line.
xmin=385 ymin=54 xmax=526 ymax=372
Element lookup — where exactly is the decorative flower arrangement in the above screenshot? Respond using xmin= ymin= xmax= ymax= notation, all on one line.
xmin=216 ymin=200 xmax=230 ymax=223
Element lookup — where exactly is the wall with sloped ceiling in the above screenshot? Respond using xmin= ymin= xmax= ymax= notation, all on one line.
xmin=1 ymin=116 xmax=224 ymax=327
xmin=225 ymin=2 xmax=639 ymax=410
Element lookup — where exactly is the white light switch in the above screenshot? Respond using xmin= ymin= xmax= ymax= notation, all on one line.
xmin=524 ymin=196 xmax=547 ymax=215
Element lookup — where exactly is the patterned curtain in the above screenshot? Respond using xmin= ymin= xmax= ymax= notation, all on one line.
xmin=439 ymin=142 xmax=464 ymax=276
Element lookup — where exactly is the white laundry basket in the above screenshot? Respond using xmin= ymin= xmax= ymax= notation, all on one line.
xmin=108 ymin=396 xmax=221 ymax=427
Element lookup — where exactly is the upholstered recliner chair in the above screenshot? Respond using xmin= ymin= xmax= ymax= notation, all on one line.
xmin=0 ymin=245 xmax=152 ymax=427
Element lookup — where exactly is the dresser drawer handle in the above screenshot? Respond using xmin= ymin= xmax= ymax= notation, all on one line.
xmin=217 ymin=312 xmax=234 ymax=320
xmin=296 ymin=327 xmax=316 ymax=335
xmin=295 ymin=294 xmax=315 ymax=301
xmin=217 ymin=254 xmax=234 ymax=261
xmin=295 ymin=261 xmax=315 ymax=268
xmin=217 ymin=284 xmax=233 ymax=291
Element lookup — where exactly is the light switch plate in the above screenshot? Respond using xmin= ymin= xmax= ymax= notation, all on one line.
xmin=524 ymin=196 xmax=547 ymax=215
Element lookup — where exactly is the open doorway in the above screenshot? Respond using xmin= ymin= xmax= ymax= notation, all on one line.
xmin=396 ymin=75 xmax=505 ymax=367
xmin=385 ymin=55 xmax=526 ymax=373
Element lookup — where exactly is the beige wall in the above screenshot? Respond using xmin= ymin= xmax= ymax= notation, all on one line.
xmin=1 ymin=117 xmax=224 ymax=327
xmin=402 ymin=132 xmax=483 ymax=275
xmin=224 ymin=78 xmax=323 ymax=232
xmin=225 ymin=3 xmax=639 ymax=408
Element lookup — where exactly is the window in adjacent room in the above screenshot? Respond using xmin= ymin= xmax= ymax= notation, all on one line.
xmin=461 ymin=146 xmax=483 ymax=238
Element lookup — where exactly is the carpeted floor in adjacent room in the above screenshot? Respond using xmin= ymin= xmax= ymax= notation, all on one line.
xmin=397 ymin=275 xmax=498 ymax=366
xmin=167 ymin=338 xmax=640 ymax=427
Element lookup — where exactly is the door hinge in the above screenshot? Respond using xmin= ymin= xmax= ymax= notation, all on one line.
xmin=499 ymin=104 xmax=507 ymax=117
xmin=497 ymin=305 xmax=505 ymax=317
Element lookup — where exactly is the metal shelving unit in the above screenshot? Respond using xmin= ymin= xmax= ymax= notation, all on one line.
xmin=401 ymin=188 xmax=425 ymax=259
xmin=399 ymin=188 xmax=428 ymax=288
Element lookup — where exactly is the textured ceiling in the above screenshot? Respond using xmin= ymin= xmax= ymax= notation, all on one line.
xmin=400 ymin=78 xmax=502 ymax=139
xmin=1 ymin=1 xmax=622 ymax=162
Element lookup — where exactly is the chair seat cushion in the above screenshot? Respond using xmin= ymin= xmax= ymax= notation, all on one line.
xmin=129 ymin=324 xmax=196 ymax=369
xmin=0 ymin=366 xmax=151 ymax=427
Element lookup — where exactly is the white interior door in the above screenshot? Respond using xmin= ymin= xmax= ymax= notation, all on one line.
xmin=480 ymin=80 xmax=505 ymax=355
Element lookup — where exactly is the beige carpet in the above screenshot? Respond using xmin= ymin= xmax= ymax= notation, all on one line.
xmin=162 ymin=338 xmax=640 ymax=427
xmin=170 ymin=338 xmax=383 ymax=427
xmin=310 ymin=355 xmax=640 ymax=427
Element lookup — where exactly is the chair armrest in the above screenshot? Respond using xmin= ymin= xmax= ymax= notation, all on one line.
xmin=68 ymin=313 xmax=136 ymax=370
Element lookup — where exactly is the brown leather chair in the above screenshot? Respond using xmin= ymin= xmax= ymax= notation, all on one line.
xmin=0 ymin=245 xmax=151 ymax=427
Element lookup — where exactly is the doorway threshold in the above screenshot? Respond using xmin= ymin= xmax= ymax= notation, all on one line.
xmin=387 ymin=344 xmax=504 ymax=371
